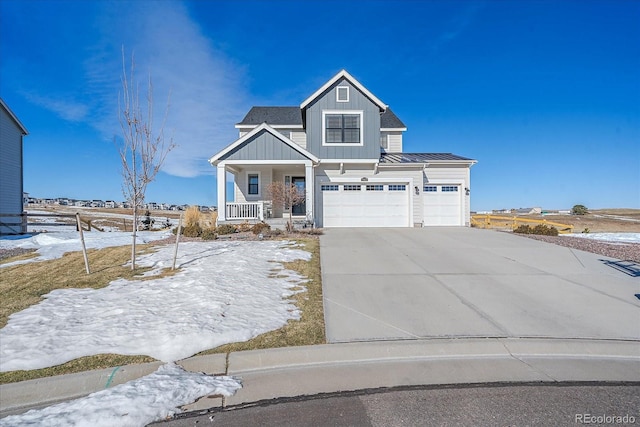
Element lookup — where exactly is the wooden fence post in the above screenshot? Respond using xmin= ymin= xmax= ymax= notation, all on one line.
xmin=172 ymin=213 xmax=183 ymax=270
xmin=76 ymin=213 xmax=91 ymax=274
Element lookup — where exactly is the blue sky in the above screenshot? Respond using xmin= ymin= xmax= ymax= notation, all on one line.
xmin=1 ymin=0 xmax=638 ymax=211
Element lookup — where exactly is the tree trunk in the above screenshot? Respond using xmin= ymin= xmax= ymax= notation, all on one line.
xmin=131 ymin=207 xmax=137 ymax=270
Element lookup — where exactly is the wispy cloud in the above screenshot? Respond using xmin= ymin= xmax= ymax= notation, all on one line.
xmin=84 ymin=1 xmax=249 ymax=178
xmin=22 ymin=92 xmax=89 ymax=122
xmin=430 ymin=2 xmax=484 ymax=53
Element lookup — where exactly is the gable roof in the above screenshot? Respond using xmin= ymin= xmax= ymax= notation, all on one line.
xmin=209 ymin=123 xmax=319 ymax=165
xmin=380 ymin=153 xmax=476 ymax=164
xmin=0 ymin=98 xmax=28 ymax=135
xmin=380 ymin=108 xmax=406 ymax=130
xmin=236 ymin=107 xmax=303 ymax=127
xmin=300 ymin=70 xmax=387 ymax=112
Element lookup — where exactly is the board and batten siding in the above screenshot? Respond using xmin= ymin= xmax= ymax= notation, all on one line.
xmin=305 ymin=78 xmax=381 ymax=160
xmin=0 ymin=104 xmax=26 ymax=234
xmin=223 ymin=130 xmax=308 ymax=161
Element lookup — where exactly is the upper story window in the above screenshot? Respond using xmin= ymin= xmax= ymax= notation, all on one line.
xmin=336 ymin=86 xmax=349 ymax=102
xmin=380 ymin=132 xmax=389 ymax=151
xmin=323 ymin=110 xmax=363 ymax=146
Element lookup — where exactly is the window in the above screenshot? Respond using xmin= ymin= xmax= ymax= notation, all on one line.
xmin=424 ymin=186 xmax=437 ymax=192
xmin=336 ymin=86 xmax=349 ymax=102
xmin=366 ymin=184 xmax=384 ymax=191
xmin=321 ymin=184 xmax=339 ymax=191
xmin=442 ymin=186 xmax=459 ymax=192
xmin=388 ymin=184 xmax=406 ymax=191
xmin=380 ymin=133 xmax=389 ymax=150
xmin=248 ymin=174 xmax=259 ymax=195
xmin=323 ymin=111 xmax=362 ymax=145
xmin=343 ymin=185 xmax=361 ymax=191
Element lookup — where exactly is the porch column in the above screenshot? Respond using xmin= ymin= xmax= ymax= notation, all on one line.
xmin=305 ymin=162 xmax=314 ymax=224
xmin=217 ymin=163 xmax=226 ymax=221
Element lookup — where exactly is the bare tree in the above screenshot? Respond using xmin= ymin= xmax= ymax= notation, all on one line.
xmin=266 ymin=182 xmax=306 ymax=231
xmin=118 ymin=48 xmax=175 ymax=270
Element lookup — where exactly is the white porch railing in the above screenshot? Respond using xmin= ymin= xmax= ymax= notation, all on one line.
xmin=225 ymin=202 xmax=264 ymax=220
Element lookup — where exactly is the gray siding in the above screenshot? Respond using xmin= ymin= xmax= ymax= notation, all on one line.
xmin=224 ymin=129 xmax=309 ymax=161
xmin=0 ymin=105 xmax=25 ymax=234
xmin=305 ymin=78 xmax=381 ymax=159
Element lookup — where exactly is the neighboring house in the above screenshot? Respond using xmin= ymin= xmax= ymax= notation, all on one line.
xmin=209 ymin=70 xmax=477 ymax=228
xmin=0 ymin=99 xmax=28 ymax=235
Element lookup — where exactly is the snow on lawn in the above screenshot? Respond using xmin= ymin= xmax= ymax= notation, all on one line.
xmin=0 ymin=230 xmax=172 ymax=267
xmin=0 ymin=239 xmax=310 ymax=371
xmin=0 ymin=363 xmax=242 ymax=427
xmin=562 ymin=232 xmax=640 ymax=244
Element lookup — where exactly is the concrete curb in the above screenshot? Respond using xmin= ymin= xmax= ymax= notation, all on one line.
xmin=2 ymin=338 xmax=639 ymax=417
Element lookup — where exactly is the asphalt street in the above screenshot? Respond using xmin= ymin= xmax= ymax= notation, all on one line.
xmin=151 ymin=383 xmax=640 ymax=427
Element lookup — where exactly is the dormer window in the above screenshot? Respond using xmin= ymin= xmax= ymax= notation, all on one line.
xmin=336 ymin=86 xmax=349 ymax=103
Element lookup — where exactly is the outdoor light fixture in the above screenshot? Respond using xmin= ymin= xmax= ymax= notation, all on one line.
xmin=414 ymin=186 xmax=420 ymax=195
xmin=465 ymin=187 xmax=470 ymax=195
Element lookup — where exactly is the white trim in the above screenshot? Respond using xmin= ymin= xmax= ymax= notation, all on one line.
xmin=217 ymin=164 xmax=227 ymax=221
xmin=336 ymin=86 xmax=349 ymax=102
xmin=221 ymin=159 xmax=314 ymax=166
xmin=246 ymin=171 xmax=261 ymax=197
xmin=235 ymin=124 xmax=304 ymax=129
xmin=300 ymin=70 xmax=387 ymax=111
xmin=209 ymin=123 xmax=319 ymax=164
xmin=380 ymin=127 xmax=407 ymax=132
xmin=319 ymin=158 xmax=379 ymax=164
xmin=322 ymin=110 xmax=364 ymax=146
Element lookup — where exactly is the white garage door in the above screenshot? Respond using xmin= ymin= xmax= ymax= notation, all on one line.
xmin=321 ymin=183 xmax=410 ymax=227
xmin=423 ymin=185 xmax=462 ymax=226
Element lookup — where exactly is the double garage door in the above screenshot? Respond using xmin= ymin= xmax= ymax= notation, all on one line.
xmin=321 ymin=182 xmax=410 ymax=227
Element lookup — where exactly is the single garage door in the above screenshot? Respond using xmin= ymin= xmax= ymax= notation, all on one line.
xmin=321 ymin=183 xmax=410 ymax=227
xmin=423 ymin=184 xmax=462 ymax=226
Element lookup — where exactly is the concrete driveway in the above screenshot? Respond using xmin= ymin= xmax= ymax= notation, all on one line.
xmin=320 ymin=227 xmax=640 ymax=343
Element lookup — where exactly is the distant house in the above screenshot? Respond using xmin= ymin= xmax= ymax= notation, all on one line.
xmin=514 ymin=207 xmax=542 ymax=215
xmin=0 ymin=99 xmax=29 ymax=235
xmin=105 ymin=200 xmax=116 ymax=208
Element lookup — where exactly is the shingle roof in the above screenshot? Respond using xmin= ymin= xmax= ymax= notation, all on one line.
xmin=237 ymin=107 xmax=302 ymax=126
xmin=380 ymin=108 xmax=406 ymax=129
xmin=380 ymin=153 xmax=474 ymax=163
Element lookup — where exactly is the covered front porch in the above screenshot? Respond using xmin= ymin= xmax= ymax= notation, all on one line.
xmin=216 ymin=160 xmax=315 ymax=224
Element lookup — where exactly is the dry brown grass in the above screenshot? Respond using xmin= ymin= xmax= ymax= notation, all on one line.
xmin=473 ymin=209 xmax=640 ymax=233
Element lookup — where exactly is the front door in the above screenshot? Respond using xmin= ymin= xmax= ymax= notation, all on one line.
xmin=292 ymin=177 xmax=306 ymax=216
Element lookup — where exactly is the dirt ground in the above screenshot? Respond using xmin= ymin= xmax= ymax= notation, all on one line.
xmin=473 ymin=209 xmax=640 ymax=233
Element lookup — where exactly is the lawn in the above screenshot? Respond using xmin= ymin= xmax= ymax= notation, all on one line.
xmin=0 ymin=237 xmax=323 ymax=384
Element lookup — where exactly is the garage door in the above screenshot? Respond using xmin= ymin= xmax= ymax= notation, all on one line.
xmin=423 ymin=185 xmax=462 ymax=226
xmin=321 ymin=183 xmax=410 ymax=227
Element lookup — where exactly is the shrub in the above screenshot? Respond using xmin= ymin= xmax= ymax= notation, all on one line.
xmin=201 ymin=228 xmax=217 ymax=240
xmin=513 ymin=224 xmax=558 ymax=236
xmin=297 ymin=228 xmax=324 ymax=235
xmin=251 ymin=221 xmax=271 ymax=235
xmin=216 ymin=224 xmax=237 ymax=235
xmin=571 ymin=204 xmax=588 ymax=215
xmin=236 ymin=221 xmax=252 ymax=233
xmin=181 ymin=224 xmax=203 ymax=238
xmin=185 ymin=205 xmax=202 ymax=227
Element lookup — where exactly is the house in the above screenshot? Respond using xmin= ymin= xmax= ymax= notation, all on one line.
xmin=209 ymin=70 xmax=477 ymax=228
xmin=0 ymin=99 xmax=29 ymax=235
